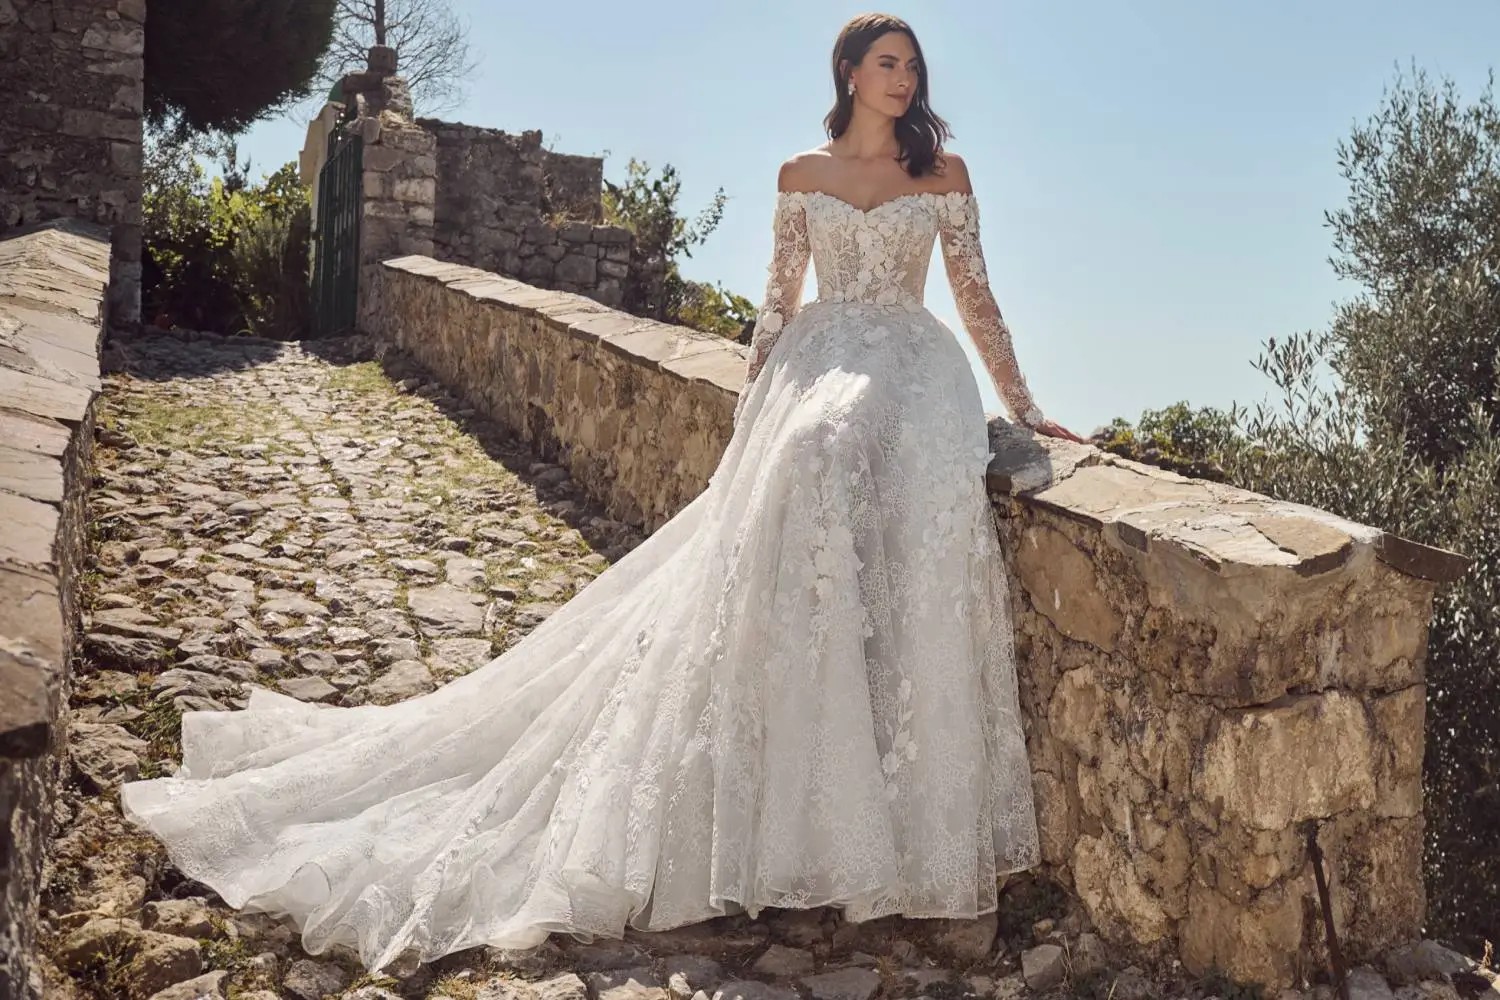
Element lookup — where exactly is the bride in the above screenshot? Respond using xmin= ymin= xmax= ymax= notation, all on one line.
xmin=120 ymin=11 xmax=1084 ymax=973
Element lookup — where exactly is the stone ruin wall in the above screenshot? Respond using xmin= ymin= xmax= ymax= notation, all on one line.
xmin=365 ymin=254 xmax=1467 ymax=990
xmin=308 ymin=66 xmax=668 ymax=325
xmin=419 ymin=121 xmax=650 ymax=311
xmin=0 ymin=0 xmax=144 ymax=330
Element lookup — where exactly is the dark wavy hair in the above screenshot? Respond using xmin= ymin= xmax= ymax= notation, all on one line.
xmin=823 ymin=13 xmax=954 ymax=178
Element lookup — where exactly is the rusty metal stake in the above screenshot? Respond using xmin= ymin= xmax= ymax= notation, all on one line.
xmin=1307 ymin=823 xmax=1351 ymax=1000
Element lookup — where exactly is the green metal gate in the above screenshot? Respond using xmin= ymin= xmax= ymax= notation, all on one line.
xmin=311 ymin=126 xmax=363 ymax=337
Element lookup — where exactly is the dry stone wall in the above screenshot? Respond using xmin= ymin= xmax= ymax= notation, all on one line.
xmin=0 ymin=221 xmax=109 ymax=1000
xmin=366 ymin=257 xmax=744 ymax=530
xmin=0 ymin=0 xmax=144 ymax=330
xmin=985 ymin=437 xmax=1463 ymax=986
xmin=365 ymin=252 xmax=1467 ymax=989
xmin=421 ymin=122 xmax=644 ymax=309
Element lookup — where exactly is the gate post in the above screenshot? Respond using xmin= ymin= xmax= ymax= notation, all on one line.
xmin=341 ymin=46 xmax=436 ymax=332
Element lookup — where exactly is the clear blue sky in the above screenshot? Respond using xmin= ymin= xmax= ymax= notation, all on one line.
xmin=237 ymin=0 xmax=1498 ymax=434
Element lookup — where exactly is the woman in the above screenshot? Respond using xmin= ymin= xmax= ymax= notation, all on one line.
xmin=120 ymin=12 xmax=1084 ymax=973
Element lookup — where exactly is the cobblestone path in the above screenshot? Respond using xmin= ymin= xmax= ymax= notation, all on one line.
xmin=37 ymin=330 xmax=1389 ymax=1000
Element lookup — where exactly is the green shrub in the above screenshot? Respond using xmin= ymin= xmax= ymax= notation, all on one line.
xmin=143 ymin=137 xmax=312 ymax=339
xmin=1108 ymin=68 xmax=1500 ymax=949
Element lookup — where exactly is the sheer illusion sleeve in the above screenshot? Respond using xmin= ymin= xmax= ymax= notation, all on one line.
xmin=937 ymin=193 xmax=1045 ymax=429
xmin=744 ymin=193 xmax=812 ymax=389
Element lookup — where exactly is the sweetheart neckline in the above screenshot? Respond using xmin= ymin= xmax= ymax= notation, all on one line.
xmin=778 ymin=189 xmax=973 ymax=216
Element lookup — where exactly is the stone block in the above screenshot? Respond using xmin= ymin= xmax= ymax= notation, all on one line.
xmin=59 ymin=108 xmax=137 ymax=142
xmin=363 ymin=172 xmax=390 ymax=199
xmin=1194 ymin=692 xmax=1377 ymax=830
xmin=392 ymin=176 xmax=435 ymax=204
xmin=1014 ymin=524 xmax=1122 ymax=650
xmin=555 ymin=254 xmax=596 ymax=285
xmin=80 ymin=21 xmax=144 ymax=56
xmin=1181 ymin=876 xmax=1305 ymax=985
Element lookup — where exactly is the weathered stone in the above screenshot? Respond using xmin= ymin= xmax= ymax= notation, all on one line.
xmin=801 ymin=968 xmax=881 ymax=1000
xmin=714 ymin=984 xmax=800 ymax=1000
xmin=129 ymin=934 xmax=205 ymax=998
xmin=367 ymin=658 xmax=436 ymax=701
xmin=1195 ymin=691 xmax=1377 ymax=830
xmin=991 ymin=974 xmax=1026 ymax=1000
xmin=929 ymin=913 xmax=998 ymax=963
xmin=753 ymin=944 xmax=815 ymax=977
xmin=588 ymin=967 xmax=667 ymax=1000
xmin=206 ymin=571 xmax=256 ymax=593
xmin=1382 ymin=940 xmax=1476 ymax=984
xmin=394 ymin=557 xmax=442 ymax=576
xmin=1348 ymin=968 xmax=1397 ymax=1000
xmin=69 ymin=721 xmax=148 ymax=790
xmin=1072 ymin=833 xmax=1172 ymax=944
xmin=84 ymin=631 xmax=165 ymax=669
xmin=283 ymin=958 xmax=352 ymax=1000
xmin=57 ymin=918 xmax=203 ymax=995
xmin=1109 ymin=967 xmax=1153 ymax=1000
xmin=141 ymin=897 xmax=215 ymax=938
xmin=1014 ymin=524 xmax=1122 ymax=650
xmin=1020 ymin=944 xmax=1065 ymax=991
xmin=407 ymin=583 xmax=487 ymax=634
xmin=277 ymin=675 xmax=339 ymax=703
xmin=662 ymin=955 xmax=723 ymax=992
xmin=1071 ymin=932 xmax=1107 ymax=979
xmin=347 ymin=988 xmax=404 ymax=1000
xmin=260 ymin=595 xmax=327 ymax=617
xmin=904 ymin=969 xmax=952 ymax=991
xmin=1180 ymin=876 xmax=1304 ymax=985
xmin=144 ymin=969 xmax=229 ymax=1000
xmin=534 ymin=972 xmax=590 ymax=1000
xmin=373 ymin=637 xmax=423 ymax=663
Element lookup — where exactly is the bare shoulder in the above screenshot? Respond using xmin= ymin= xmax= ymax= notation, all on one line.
xmin=776 ymin=148 xmax=834 ymax=193
xmin=930 ymin=150 xmax=974 ymax=195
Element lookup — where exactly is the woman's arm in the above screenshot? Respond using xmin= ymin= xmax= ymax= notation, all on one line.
xmin=744 ymin=159 xmax=813 ymax=389
xmin=933 ymin=153 xmax=1049 ymax=430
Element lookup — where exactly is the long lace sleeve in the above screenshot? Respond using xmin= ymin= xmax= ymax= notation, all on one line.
xmin=937 ymin=193 xmax=1045 ymax=429
xmin=744 ymin=192 xmax=811 ymax=389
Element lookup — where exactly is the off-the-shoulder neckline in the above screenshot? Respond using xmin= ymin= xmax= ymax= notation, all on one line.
xmin=777 ymin=189 xmax=975 ymax=215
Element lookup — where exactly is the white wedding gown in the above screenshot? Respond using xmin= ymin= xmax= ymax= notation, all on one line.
xmin=120 ymin=187 xmax=1045 ymax=972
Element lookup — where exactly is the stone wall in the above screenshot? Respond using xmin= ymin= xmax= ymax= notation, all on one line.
xmin=0 ymin=222 xmax=109 ymax=1000
xmin=366 ymin=257 xmax=743 ymax=530
xmin=420 ymin=122 xmax=642 ymax=310
xmin=0 ymin=0 xmax=144 ymax=331
xmin=986 ymin=437 xmax=1464 ymax=986
xmin=365 ymin=253 xmax=1467 ymax=989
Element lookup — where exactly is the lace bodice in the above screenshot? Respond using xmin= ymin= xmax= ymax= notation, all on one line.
xmin=743 ymin=189 xmax=1045 ymax=429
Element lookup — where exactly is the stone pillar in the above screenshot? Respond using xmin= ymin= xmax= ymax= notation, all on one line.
xmin=338 ymin=47 xmax=437 ymax=331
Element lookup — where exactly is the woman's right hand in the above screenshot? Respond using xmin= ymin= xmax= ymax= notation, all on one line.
xmin=1032 ymin=417 xmax=1086 ymax=443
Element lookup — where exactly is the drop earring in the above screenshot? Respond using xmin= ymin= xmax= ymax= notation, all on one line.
xmin=847 ymin=79 xmax=854 ymax=95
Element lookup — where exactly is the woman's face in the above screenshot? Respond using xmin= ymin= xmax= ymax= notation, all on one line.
xmin=850 ymin=30 xmax=919 ymax=116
